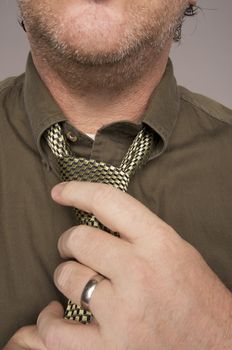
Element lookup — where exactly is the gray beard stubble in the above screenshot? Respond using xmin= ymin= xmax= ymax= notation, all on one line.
xmin=19 ymin=2 xmax=186 ymax=94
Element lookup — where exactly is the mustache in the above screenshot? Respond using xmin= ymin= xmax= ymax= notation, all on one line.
xmin=18 ymin=4 xmax=199 ymax=35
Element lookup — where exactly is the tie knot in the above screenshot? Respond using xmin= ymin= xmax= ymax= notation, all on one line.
xmin=46 ymin=122 xmax=153 ymax=179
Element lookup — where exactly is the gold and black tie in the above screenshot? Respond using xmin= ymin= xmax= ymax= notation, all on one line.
xmin=45 ymin=123 xmax=153 ymax=323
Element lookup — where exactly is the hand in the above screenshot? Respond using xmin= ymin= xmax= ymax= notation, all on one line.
xmin=3 ymin=326 xmax=46 ymax=350
xmin=36 ymin=181 xmax=232 ymax=350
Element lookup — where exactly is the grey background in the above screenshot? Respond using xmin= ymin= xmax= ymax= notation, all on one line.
xmin=0 ymin=0 xmax=231 ymax=108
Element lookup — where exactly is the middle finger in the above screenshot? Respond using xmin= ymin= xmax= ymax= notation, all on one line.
xmin=58 ymin=225 xmax=132 ymax=281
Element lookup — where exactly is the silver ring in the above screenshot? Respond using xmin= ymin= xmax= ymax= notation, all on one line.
xmin=81 ymin=274 xmax=105 ymax=312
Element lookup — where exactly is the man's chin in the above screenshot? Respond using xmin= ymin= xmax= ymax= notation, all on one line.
xmin=59 ymin=8 xmax=126 ymax=59
xmin=55 ymin=41 xmax=130 ymax=66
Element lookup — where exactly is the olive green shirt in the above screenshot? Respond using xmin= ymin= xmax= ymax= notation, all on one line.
xmin=0 ymin=54 xmax=232 ymax=346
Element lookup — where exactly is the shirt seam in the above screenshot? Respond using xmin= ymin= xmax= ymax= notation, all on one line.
xmin=180 ymin=93 xmax=232 ymax=127
xmin=0 ymin=75 xmax=24 ymax=95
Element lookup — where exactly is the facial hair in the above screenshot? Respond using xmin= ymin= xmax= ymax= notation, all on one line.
xmin=18 ymin=1 xmax=188 ymax=94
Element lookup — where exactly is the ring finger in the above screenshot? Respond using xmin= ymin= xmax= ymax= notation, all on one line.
xmin=54 ymin=261 xmax=114 ymax=322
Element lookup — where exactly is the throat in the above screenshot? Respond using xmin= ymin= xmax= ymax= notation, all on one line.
xmin=31 ymin=42 xmax=170 ymax=134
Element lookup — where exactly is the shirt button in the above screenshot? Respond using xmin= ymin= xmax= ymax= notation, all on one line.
xmin=66 ymin=131 xmax=78 ymax=143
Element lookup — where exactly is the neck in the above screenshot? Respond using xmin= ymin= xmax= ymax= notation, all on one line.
xmin=31 ymin=42 xmax=171 ymax=134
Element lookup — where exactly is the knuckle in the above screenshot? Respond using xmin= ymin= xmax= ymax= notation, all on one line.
xmin=62 ymin=181 xmax=77 ymax=200
xmin=66 ymin=225 xmax=80 ymax=248
xmin=69 ymin=225 xmax=93 ymax=255
xmin=162 ymin=232 xmax=184 ymax=254
xmin=150 ymin=220 xmax=172 ymax=236
xmin=92 ymin=183 xmax=116 ymax=211
xmin=61 ymin=225 xmax=91 ymax=254
xmin=10 ymin=326 xmax=29 ymax=345
xmin=43 ymin=321 xmax=61 ymax=350
xmin=12 ymin=326 xmax=26 ymax=338
xmin=149 ymin=223 xmax=181 ymax=254
xmin=58 ymin=226 xmax=77 ymax=252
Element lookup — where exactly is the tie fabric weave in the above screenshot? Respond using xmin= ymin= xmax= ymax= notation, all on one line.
xmin=45 ymin=123 xmax=153 ymax=323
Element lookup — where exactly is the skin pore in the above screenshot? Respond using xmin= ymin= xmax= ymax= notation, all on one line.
xmin=18 ymin=0 xmax=195 ymax=134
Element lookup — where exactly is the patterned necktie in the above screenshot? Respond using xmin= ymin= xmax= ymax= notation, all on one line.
xmin=45 ymin=123 xmax=153 ymax=323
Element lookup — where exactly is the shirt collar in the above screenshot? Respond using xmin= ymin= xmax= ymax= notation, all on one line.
xmin=24 ymin=53 xmax=65 ymax=158
xmin=142 ymin=58 xmax=180 ymax=153
xmin=23 ymin=52 xmax=180 ymax=160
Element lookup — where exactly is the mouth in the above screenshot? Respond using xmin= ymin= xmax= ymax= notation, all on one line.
xmin=62 ymin=1 xmax=124 ymax=31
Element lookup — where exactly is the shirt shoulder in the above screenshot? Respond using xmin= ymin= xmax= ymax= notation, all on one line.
xmin=178 ymin=86 xmax=232 ymax=127
xmin=0 ymin=74 xmax=25 ymax=100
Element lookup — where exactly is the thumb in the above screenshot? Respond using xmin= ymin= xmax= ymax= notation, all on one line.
xmin=3 ymin=325 xmax=47 ymax=350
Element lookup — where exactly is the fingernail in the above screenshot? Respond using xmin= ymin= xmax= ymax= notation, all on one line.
xmin=53 ymin=265 xmax=62 ymax=285
xmin=54 ymin=264 xmax=70 ymax=288
xmin=51 ymin=182 xmax=67 ymax=199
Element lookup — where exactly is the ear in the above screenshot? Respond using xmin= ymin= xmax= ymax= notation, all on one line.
xmin=189 ymin=0 xmax=197 ymax=5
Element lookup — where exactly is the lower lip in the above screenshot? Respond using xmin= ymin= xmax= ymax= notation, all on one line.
xmin=64 ymin=1 xmax=122 ymax=23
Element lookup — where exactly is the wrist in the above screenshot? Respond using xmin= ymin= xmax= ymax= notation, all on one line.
xmin=201 ymin=284 xmax=232 ymax=350
xmin=174 ymin=275 xmax=232 ymax=350
xmin=213 ymin=292 xmax=232 ymax=350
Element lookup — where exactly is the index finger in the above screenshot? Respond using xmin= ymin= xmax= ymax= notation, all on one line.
xmin=51 ymin=181 xmax=170 ymax=242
